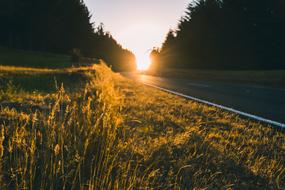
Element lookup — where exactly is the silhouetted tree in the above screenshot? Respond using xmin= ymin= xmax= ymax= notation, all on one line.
xmin=87 ymin=24 xmax=136 ymax=71
xmin=155 ymin=0 xmax=285 ymax=70
xmin=149 ymin=47 xmax=160 ymax=70
xmin=0 ymin=0 xmax=136 ymax=71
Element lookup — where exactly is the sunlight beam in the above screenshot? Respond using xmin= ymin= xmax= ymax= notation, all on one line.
xmin=136 ymin=52 xmax=151 ymax=71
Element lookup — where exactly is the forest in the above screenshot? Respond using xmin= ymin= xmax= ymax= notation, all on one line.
xmin=151 ymin=0 xmax=285 ymax=70
xmin=0 ymin=0 xmax=136 ymax=71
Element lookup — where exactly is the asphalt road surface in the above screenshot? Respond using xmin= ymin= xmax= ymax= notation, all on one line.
xmin=123 ymin=73 xmax=285 ymax=124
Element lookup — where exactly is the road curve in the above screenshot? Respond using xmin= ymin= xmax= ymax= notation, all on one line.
xmin=123 ymin=73 xmax=285 ymax=126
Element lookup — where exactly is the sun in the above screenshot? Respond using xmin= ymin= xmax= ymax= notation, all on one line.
xmin=136 ymin=52 xmax=151 ymax=71
xmin=113 ymin=22 xmax=162 ymax=71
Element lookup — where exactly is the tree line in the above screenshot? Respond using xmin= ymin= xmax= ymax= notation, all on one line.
xmin=151 ymin=0 xmax=285 ymax=70
xmin=0 ymin=0 xmax=136 ymax=71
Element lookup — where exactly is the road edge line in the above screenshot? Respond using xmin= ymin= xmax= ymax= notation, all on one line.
xmin=143 ymin=83 xmax=285 ymax=129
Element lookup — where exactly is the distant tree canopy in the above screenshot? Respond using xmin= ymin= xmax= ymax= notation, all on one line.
xmin=152 ymin=0 xmax=285 ymax=70
xmin=0 ymin=0 xmax=136 ymax=71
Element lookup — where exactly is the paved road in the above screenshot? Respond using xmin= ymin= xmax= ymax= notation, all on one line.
xmin=123 ymin=73 xmax=285 ymax=124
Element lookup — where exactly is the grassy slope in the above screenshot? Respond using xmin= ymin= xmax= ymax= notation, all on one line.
xmin=0 ymin=64 xmax=284 ymax=189
xmin=0 ymin=65 xmax=135 ymax=189
xmin=146 ymin=68 xmax=285 ymax=87
xmin=118 ymin=76 xmax=285 ymax=189
xmin=0 ymin=65 xmax=88 ymax=93
xmin=0 ymin=47 xmax=73 ymax=69
xmin=116 ymin=75 xmax=285 ymax=189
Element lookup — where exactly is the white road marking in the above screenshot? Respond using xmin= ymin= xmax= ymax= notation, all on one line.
xmin=187 ymin=82 xmax=210 ymax=88
xmin=143 ymin=83 xmax=285 ymax=129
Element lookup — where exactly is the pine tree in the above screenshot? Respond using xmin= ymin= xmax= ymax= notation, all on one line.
xmin=157 ymin=0 xmax=285 ymax=70
xmin=0 ymin=0 xmax=136 ymax=71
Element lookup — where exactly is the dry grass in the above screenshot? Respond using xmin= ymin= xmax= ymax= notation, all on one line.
xmin=0 ymin=47 xmax=72 ymax=69
xmin=116 ymin=71 xmax=285 ymax=189
xmin=0 ymin=64 xmax=150 ymax=189
xmin=0 ymin=65 xmax=97 ymax=74
xmin=0 ymin=65 xmax=60 ymax=74
xmin=0 ymin=63 xmax=284 ymax=189
xmin=0 ymin=65 xmax=95 ymax=93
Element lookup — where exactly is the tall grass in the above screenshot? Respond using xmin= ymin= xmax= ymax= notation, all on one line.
xmin=118 ymin=75 xmax=285 ymax=189
xmin=1 ymin=63 xmax=284 ymax=189
xmin=0 ymin=64 xmax=150 ymax=190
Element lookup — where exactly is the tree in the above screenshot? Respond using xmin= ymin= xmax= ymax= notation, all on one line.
xmin=149 ymin=47 xmax=160 ymax=70
xmin=0 ymin=0 xmax=136 ymax=71
xmin=156 ymin=0 xmax=285 ymax=70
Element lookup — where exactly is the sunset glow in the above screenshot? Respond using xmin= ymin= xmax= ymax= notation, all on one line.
xmin=84 ymin=0 xmax=188 ymax=70
xmin=136 ymin=52 xmax=151 ymax=71
xmin=116 ymin=22 xmax=162 ymax=71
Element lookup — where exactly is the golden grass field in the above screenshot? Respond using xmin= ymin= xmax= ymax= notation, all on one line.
xmin=0 ymin=63 xmax=284 ymax=189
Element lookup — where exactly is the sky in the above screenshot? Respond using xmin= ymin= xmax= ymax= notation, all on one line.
xmin=84 ymin=0 xmax=190 ymax=70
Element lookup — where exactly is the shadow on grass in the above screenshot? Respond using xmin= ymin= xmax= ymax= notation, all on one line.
xmin=0 ymin=72 xmax=87 ymax=93
xmin=141 ymin=131 xmax=272 ymax=189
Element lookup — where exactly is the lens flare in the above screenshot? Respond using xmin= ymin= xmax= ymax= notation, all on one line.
xmin=136 ymin=52 xmax=151 ymax=71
